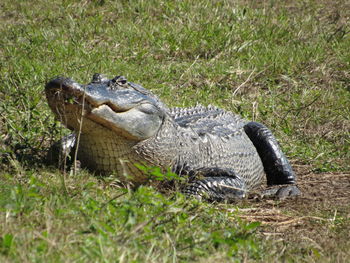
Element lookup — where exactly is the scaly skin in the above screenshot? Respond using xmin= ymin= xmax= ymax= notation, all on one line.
xmin=45 ymin=74 xmax=300 ymax=201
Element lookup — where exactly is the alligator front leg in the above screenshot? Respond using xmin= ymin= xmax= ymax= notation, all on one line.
xmin=183 ymin=168 xmax=246 ymax=202
xmin=46 ymin=133 xmax=77 ymax=169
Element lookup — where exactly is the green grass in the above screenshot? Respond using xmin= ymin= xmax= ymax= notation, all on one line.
xmin=0 ymin=171 xmax=262 ymax=262
xmin=0 ymin=0 xmax=349 ymax=262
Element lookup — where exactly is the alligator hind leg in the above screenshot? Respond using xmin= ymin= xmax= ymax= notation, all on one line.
xmin=260 ymin=185 xmax=301 ymax=199
xmin=183 ymin=168 xmax=246 ymax=202
xmin=244 ymin=122 xmax=301 ymax=198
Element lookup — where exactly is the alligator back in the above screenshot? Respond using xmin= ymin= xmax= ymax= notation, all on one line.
xmin=169 ymin=105 xmax=266 ymax=190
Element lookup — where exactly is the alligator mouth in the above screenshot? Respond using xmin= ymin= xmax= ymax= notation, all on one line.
xmin=46 ymin=76 xmax=165 ymax=140
xmin=45 ymin=77 xmax=139 ymax=137
xmin=45 ymin=78 xmax=128 ymax=114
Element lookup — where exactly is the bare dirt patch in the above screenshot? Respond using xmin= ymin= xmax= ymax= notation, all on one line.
xmin=237 ymin=164 xmax=350 ymax=259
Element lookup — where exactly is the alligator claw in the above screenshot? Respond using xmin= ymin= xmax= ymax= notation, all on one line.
xmin=260 ymin=185 xmax=301 ymax=199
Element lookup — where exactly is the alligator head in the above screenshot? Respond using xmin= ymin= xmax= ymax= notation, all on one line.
xmin=45 ymin=74 xmax=167 ymax=140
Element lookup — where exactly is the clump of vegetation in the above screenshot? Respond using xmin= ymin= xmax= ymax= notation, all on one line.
xmin=0 ymin=0 xmax=349 ymax=261
xmin=0 ymin=170 xmax=262 ymax=261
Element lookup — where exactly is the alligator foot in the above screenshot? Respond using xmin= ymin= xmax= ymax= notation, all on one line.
xmin=46 ymin=133 xmax=76 ymax=168
xmin=183 ymin=175 xmax=247 ymax=202
xmin=260 ymin=185 xmax=301 ymax=200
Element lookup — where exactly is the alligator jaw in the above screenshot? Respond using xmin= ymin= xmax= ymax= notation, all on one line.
xmin=45 ymin=77 xmax=164 ymax=140
xmin=45 ymin=77 xmax=128 ymax=114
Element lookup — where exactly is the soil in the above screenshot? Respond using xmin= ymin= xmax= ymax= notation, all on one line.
xmin=237 ymin=164 xmax=350 ymax=258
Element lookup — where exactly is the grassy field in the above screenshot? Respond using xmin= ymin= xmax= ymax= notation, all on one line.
xmin=0 ymin=0 xmax=349 ymax=262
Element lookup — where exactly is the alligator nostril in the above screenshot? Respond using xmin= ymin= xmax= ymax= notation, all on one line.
xmin=92 ymin=73 xmax=109 ymax=84
xmin=92 ymin=73 xmax=103 ymax=83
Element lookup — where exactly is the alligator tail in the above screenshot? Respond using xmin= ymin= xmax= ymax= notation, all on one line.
xmin=244 ymin=122 xmax=296 ymax=185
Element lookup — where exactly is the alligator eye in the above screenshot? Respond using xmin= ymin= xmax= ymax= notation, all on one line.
xmin=111 ymin=76 xmax=127 ymax=85
xmin=108 ymin=76 xmax=128 ymax=90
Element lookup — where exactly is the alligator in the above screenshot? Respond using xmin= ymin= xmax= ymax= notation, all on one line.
xmin=45 ymin=74 xmax=300 ymax=201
